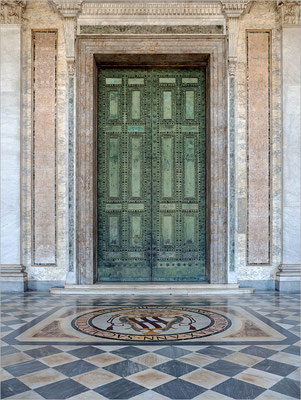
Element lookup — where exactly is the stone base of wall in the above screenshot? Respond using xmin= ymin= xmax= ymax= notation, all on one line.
xmin=239 ymin=280 xmax=275 ymax=291
xmin=0 ymin=264 xmax=28 ymax=292
xmin=27 ymin=280 xmax=65 ymax=291
xmin=276 ymin=280 xmax=300 ymax=293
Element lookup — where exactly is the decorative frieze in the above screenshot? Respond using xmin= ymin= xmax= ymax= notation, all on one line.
xmin=80 ymin=25 xmax=224 ymax=35
xmin=0 ymin=0 xmax=26 ymax=24
xmin=277 ymin=1 xmax=300 ymax=26
xmin=80 ymin=2 xmax=222 ymax=16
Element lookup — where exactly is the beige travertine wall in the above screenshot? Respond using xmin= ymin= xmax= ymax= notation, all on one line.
xmin=236 ymin=1 xmax=281 ymax=281
xmin=22 ymin=1 xmax=68 ymax=283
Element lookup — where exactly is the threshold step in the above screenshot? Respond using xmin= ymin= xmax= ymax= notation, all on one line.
xmin=50 ymin=283 xmax=254 ymax=295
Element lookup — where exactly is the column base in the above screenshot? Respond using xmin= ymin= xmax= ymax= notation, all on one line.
xmin=0 ymin=264 xmax=28 ymax=292
xmin=276 ymin=264 xmax=301 ymax=293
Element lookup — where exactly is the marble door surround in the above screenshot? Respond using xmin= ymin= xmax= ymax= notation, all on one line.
xmin=55 ymin=0 xmax=251 ymax=286
xmin=76 ymin=36 xmax=227 ymax=285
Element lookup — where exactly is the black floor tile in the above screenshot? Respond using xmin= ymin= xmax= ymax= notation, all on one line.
xmin=94 ymin=378 xmax=147 ymax=399
xmin=154 ymin=360 xmax=197 ymax=377
xmin=153 ymin=378 xmax=206 ymax=399
xmin=104 ymin=360 xmax=147 ymax=377
xmin=276 ymin=319 xmax=300 ymax=325
xmin=240 ymin=345 xmax=277 ymax=359
xmin=4 ymin=360 xmax=49 ymax=377
xmin=54 ymin=360 xmax=98 ymax=377
xmin=1 ymin=378 xmax=30 ymax=399
xmin=111 ymin=346 xmax=147 ymax=359
xmin=0 ymin=326 xmax=13 ymax=332
xmin=204 ymin=360 xmax=246 ymax=377
xmin=154 ymin=346 xmax=191 ymax=359
xmin=212 ymin=378 xmax=265 ymax=399
xmin=253 ymin=359 xmax=297 ymax=377
xmin=1 ymin=346 xmax=20 ymax=356
xmin=197 ymin=345 xmax=234 ymax=359
xmin=2 ymin=319 xmax=27 ymax=326
xmin=270 ymin=378 xmax=301 ymax=399
xmin=25 ymin=345 xmax=62 ymax=359
xmin=35 ymin=378 xmax=88 ymax=399
xmin=282 ymin=345 xmax=301 ymax=356
xmin=68 ymin=346 xmax=105 ymax=359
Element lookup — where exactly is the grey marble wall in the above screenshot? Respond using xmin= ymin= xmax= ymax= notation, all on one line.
xmin=282 ymin=26 xmax=301 ymax=265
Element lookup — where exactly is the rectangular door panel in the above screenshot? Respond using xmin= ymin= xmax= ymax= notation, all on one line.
xmin=98 ymin=69 xmax=151 ymax=281
xmin=151 ymin=69 xmax=206 ymax=281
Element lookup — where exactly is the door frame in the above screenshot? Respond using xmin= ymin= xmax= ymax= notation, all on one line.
xmin=76 ymin=35 xmax=228 ymax=284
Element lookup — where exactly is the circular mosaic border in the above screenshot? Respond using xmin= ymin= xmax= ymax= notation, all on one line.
xmin=71 ymin=306 xmax=232 ymax=342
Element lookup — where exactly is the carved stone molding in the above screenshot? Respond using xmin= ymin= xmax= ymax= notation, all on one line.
xmin=221 ymin=1 xmax=253 ymax=76
xmin=221 ymin=0 xmax=252 ymax=17
xmin=67 ymin=58 xmax=75 ymax=76
xmin=0 ymin=0 xmax=26 ymax=24
xmin=50 ymin=1 xmax=82 ymax=75
xmin=80 ymin=2 xmax=222 ymax=17
xmin=50 ymin=0 xmax=82 ymax=18
xmin=277 ymin=1 xmax=300 ymax=26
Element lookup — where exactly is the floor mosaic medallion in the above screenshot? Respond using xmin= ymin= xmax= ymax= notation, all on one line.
xmin=72 ymin=306 xmax=231 ymax=341
xmin=3 ymin=304 xmax=297 ymax=346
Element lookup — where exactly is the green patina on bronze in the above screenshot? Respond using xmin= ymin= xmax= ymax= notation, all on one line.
xmin=81 ymin=25 xmax=223 ymax=35
xmin=98 ymin=68 xmax=206 ymax=281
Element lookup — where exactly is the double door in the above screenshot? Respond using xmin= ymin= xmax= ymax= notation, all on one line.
xmin=98 ymin=68 xmax=206 ymax=281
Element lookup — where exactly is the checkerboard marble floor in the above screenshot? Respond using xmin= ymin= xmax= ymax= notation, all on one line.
xmin=1 ymin=291 xmax=300 ymax=399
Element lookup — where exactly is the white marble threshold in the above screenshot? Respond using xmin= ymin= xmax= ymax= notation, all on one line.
xmin=50 ymin=282 xmax=254 ymax=295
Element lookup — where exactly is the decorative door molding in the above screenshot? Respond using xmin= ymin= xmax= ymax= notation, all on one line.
xmin=76 ymin=35 xmax=227 ymax=284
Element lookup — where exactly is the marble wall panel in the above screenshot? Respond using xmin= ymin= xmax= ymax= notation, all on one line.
xmin=282 ymin=26 xmax=301 ymax=265
xmin=247 ymin=31 xmax=270 ymax=265
xmin=33 ymin=31 xmax=57 ymax=265
xmin=22 ymin=1 xmax=68 ymax=281
xmin=236 ymin=2 xmax=282 ymax=280
xmin=0 ymin=25 xmax=21 ymax=265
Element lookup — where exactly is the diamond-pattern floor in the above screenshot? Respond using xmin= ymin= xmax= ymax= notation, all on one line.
xmin=1 ymin=291 xmax=300 ymax=399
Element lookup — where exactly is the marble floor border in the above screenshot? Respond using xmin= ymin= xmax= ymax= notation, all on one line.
xmin=2 ymin=304 xmax=298 ymax=347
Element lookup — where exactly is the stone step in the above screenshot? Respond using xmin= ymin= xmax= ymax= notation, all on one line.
xmin=50 ymin=283 xmax=254 ymax=295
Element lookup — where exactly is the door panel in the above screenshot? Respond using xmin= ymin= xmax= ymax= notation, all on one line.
xmin=151 ymin=70 xmax=206 ymax=281
xmin=98 ymin=68 xmax=206 ymax=281
xmin=98 ymin=70 xmax=152 ymax=281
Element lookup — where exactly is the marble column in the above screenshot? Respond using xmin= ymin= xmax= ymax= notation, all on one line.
xmin=0 ymin=1 xmax=27 ymax=291
xmin=276 ymin=1 xmax=301 ymax=292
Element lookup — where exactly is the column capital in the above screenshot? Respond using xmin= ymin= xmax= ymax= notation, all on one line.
xmin=0 ymin=1 xmax=26 ymax=24
xmin=277 ymin=1 xmax=300 ymax=26
xmin=49 ymin=1 xmax=82 ymax=76
xmin=50 ymin=0 xmax=83 ymax=18
xmin=221 ymin=1 xmax=253 ymax=77
xmin=221 ymin=0 xmax=253 ymax=18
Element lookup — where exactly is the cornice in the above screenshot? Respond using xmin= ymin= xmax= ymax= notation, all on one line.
xmin=80 ymin=2 xmax=223 ymax=17
xmin=1 ymin=0 xmax=26 ymax=24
